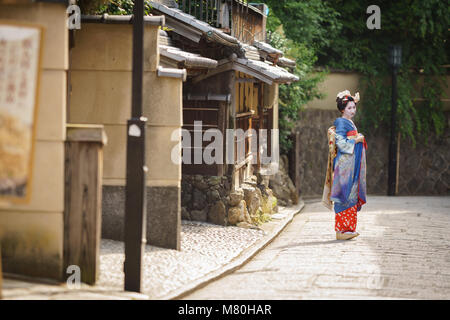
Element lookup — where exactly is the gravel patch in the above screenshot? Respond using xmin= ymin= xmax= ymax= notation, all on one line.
xmin=97 ymin=220 xmax=265 ymax=298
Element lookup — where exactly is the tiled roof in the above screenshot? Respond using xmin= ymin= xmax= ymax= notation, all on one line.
xmin=241 ymin=44 xmax=261 ymax=61
xmin=81 ymin=14 xmax=165 ymax=26
xmin=159 ymin=45 xmax=218 ymax=69
xmin=213 ymin=56 xmax=298 ymax=84
xmin=253 ymin=41 xmax=283 ymax=56
xmin=158 ymin=30 xmax=218 ymax=69
xmin=239 ymin=58 xmax=299 ymax=83
xmin=277 ymin=57 xmax=296 ymax=68
xmin=150 ymin=1 xmax=298 ymax=81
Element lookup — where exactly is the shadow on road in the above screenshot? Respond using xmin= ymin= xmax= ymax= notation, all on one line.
xmin=275 ymin=239 xmax=353 ymax=249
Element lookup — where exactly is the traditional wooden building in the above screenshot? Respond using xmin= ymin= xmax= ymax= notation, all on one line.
xmin=0 ymin=0 xmax=299 ymax=288
xmin=149 ymin=0 xmax=298 ymax=225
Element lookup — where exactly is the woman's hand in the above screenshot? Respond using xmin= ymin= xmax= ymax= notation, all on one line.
xmin=355 ymin=134 xmax=365 ymax=144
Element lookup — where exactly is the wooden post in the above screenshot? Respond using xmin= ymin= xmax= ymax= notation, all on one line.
xmin=64 ymin=124 xmax=107 ymax=285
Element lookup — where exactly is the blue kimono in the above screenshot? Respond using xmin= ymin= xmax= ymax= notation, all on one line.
xmin=330 ymin=117 xmax=367 ymax=214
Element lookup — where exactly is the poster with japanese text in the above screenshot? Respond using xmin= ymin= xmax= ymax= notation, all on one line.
xmin=0 ymin=21 xmax=44 ymax=203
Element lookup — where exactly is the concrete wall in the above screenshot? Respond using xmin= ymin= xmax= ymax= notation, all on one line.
xmin=306 ymin=71 xmax=450 ymax=111
xmin=69 ymin=23 xmax=182 ymax=249
xmin=0 ymin=2 xmax=68 ymax=280
xmin=306 ymin=72 xmax=361 ymax=110
xmin=297 ymin=72 xmax=450 ymax=197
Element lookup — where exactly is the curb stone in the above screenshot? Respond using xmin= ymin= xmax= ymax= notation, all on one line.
xmin=159 ymin=200 xmax=306 ymax=300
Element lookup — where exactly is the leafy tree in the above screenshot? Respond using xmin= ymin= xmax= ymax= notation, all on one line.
xmin=321 ymin=0 xmax=449 ymax=145
xmin=265 ymin=0 xmax=449 ymax=146
xmin=264 ymin=0 xmax=342 ymax=55
xmin=266 ymin=24 xmax=326 ymax=154
xmin=79 ymin=0 xmax=152 ymax=15
xmin=263 ymin=1 xmax=335 ymax=154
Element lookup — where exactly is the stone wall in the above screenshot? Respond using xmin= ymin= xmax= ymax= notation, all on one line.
xmin=181 ymin=174 xmax=278 ymax=228
xmin=296 ymin=109 xmax=450 ymax=197
xmin=269 ymin=155 xmax=299 ymax=206
xmin=397 ymin=117 xmax=450 ymax=195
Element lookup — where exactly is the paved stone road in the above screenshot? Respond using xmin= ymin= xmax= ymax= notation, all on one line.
xmin=183 ymin=196 xmax=450 ymax=299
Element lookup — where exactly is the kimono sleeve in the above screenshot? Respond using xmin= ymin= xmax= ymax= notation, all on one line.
xmin=334 ymin=118 xmax=355 ymax=154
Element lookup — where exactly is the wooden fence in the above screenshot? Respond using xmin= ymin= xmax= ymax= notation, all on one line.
xmin=177 ymin=0 xmax=230 ymax=28
xmin=176 ymin=0 xmax=264 ymax=43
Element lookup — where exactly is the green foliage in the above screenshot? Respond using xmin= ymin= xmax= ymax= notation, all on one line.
xmin=82 ymin=0 xmax=153 ymax=15
xmin=265 ymin=0 xmax=449 ymax=146
xmin=319 ymin=0 xmax=449 ymax=145
xmin=264 ymin=3 xmax=328 ymax=154
xmin=268 ymin=30 xmax=326 ymax=154
xmin=77 ymin=0 xmax=110 ymax=14
xmin=264 ymin=0 xmax=342 ymax=54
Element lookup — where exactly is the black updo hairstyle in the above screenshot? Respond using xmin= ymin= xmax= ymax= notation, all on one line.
xmin=336 ymin=95 xmax=356 ymax=113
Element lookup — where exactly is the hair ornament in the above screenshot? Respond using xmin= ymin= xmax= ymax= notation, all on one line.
xmin=337 ymin=90 xmax=360 ymax=103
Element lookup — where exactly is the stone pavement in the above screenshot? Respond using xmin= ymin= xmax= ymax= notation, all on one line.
xmin=183 ymin=196 xmax=450 ymax=300
xmin=1 ymin=202 xmax=304 ymax=300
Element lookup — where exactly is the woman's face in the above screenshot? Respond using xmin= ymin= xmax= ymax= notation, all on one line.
xmin=342 ymin=101 xmax=356 ymax=119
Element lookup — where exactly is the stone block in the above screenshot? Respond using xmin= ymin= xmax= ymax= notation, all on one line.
xmin=227 ymin=199 xmax=250 ymax=225
xmin=207 ymin=200 xmax=227 ymax=226
xmin=229 ymin=188 xmax=244 ymax=206
xmin=191 ymin=188 xmax=207 ymax=210
xmin=190 ymin=209 xmax=207 ymax=222
xmin=242 ymin=183 xmax=262 ymax=217
xmin=181 ymin=206 xmax=190 ymax=220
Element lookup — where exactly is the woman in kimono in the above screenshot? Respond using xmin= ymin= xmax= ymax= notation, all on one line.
xmin=324 ymin=90 xmax=367 ymax=240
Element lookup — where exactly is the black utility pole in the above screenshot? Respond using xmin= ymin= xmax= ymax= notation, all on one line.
xmin=124 ymin=0 xmax=147 ymax=292
xmin=387 ymin=45 xmax=402 ymax=196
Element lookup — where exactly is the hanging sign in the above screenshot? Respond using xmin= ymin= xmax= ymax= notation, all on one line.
xmin=0 ymin=21 xmax=44 ymax=203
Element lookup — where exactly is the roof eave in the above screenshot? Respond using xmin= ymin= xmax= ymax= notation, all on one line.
xmin=81 ymin=14 xmax=165 ymax=26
